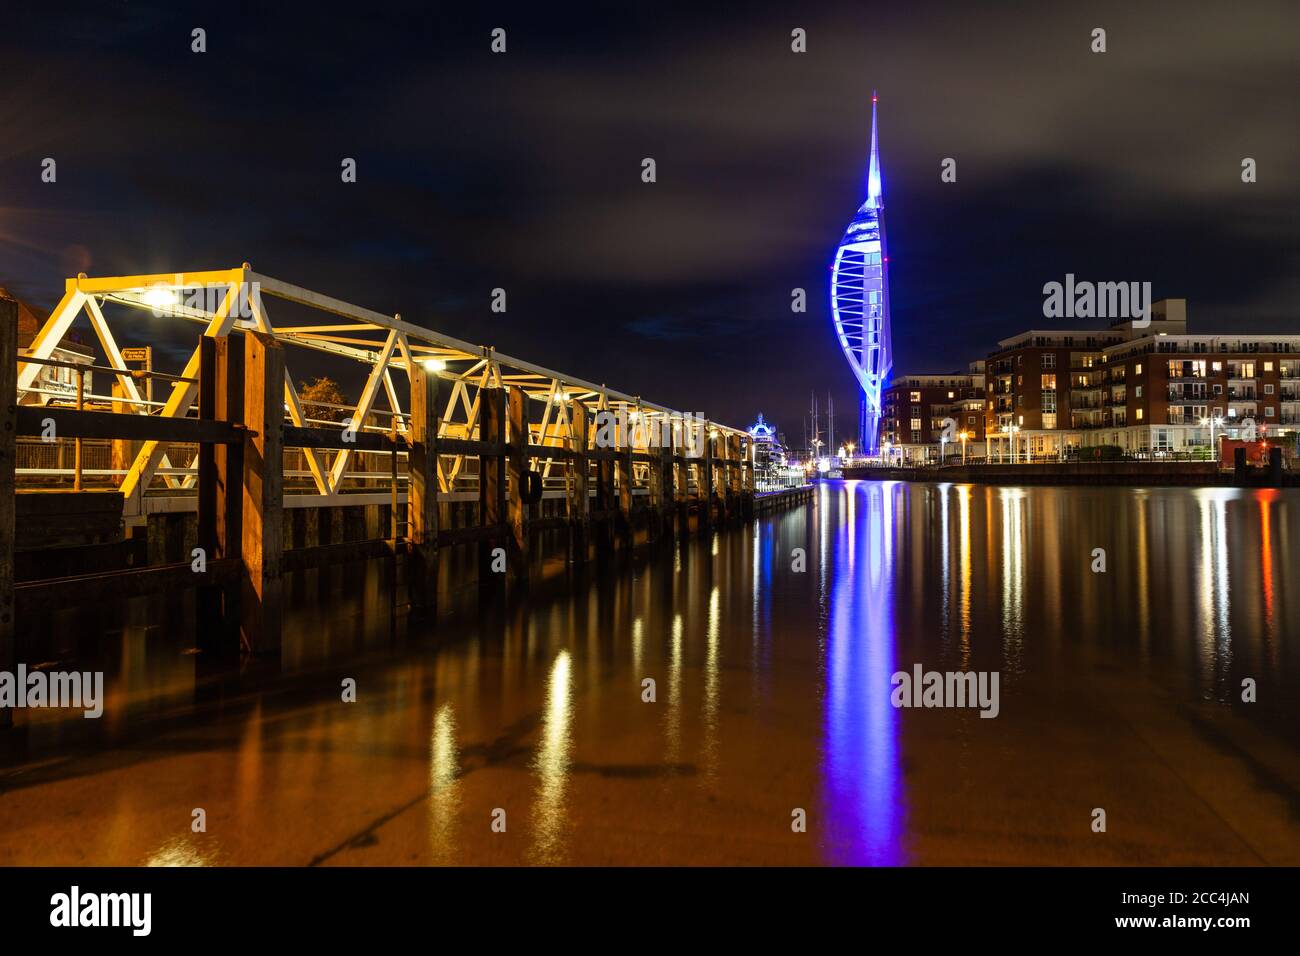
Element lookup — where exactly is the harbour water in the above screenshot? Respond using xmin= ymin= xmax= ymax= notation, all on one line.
xmin=2 ymin=481 xmax=1298 ymax=865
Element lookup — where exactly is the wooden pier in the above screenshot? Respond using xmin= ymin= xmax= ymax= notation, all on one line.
xmin=1 ymin=275 xmax=771 ymax=674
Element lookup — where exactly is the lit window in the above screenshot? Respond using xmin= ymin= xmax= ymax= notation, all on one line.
xmin=1136 ymin=408 xmax=1143 ymax=421
xmin=1264 ymin=361 xmax=1274 ymax=372
xmin=909 ymin=391 xmax=921 ymax=402
xmin=1135 ymin=363 xmax=1142 ymax=375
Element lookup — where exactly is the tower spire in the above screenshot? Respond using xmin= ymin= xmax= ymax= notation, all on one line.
xmin=866 ymin=90 xmax=882 ymax=208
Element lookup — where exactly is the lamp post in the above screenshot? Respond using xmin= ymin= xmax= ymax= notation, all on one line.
xmin=1201 ymin=415 xmax=1224 ymax=463
xmin=960 ymin=430 xmax=968 ymax=465
xmin=940 ymin=435 xmax=948 ymax=466
xmin=1008 ymin=424 xmax=1020 ymax=464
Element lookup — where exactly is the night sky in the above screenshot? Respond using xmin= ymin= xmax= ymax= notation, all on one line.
xmin=2 ymin=0 xmax=1296 ymax=440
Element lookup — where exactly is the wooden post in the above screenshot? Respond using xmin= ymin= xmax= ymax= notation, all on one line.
xmin=240 ymin=331 xmax=284 ymax=654
xmin=215 ymin=337 xmax=244 ymax=618
xmin=715 ymin=429 xmax=730 ymax=523
xmin=73 ymin=367 xmax=84 ymax=491
xmin=674 ymin=420 xmax=689 ymax=538
xmin=741 ymin=435 xmax=755 ymax=518
xmin=700 ymin=422 xmax=715 ymax=529
xmin=505 ymin=385 xmax=529 ymax=578
xmin=197 ymin=336 xmax=219 ymax=640
xmin=389 ymin=417 xmax=399 ymax=542
xmin=197 ymin=336 xmax=244 ymax=651
xmin=478 ymin=386 xmax=505 ymax=580
xmin=407 ymin=364 xmax=442 ymax=611
xmin=568 ymin=400 xmax=589 ymax=564
xmin=596 ymin=418 xmax=615 ymax=558
xmin=727 ymin=432 xmax=742 ymax=523
xmin=647 ymin=439 xmax=667 ymax=544
xmin=0 ymin=296 xmax=16 ymax=721
xmin=616 ymin=421 xmax=633 ymax=551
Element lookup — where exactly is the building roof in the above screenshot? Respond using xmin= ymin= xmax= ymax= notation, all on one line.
xmin=0 ymin=286 xmax=92 ymax=355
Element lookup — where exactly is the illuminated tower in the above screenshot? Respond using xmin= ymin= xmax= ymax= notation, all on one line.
xmin=830 ymin=91 xmax=893 ymax=453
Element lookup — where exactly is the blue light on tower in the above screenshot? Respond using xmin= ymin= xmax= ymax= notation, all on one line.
xmin=830 ymin=90 xmax=893 ymax=454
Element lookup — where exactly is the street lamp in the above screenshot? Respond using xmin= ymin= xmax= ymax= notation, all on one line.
xmin=940 ymin=434 xmax=948 ymax=465
xmin=1200 ymin=416 xmax=1225 ymax=462
xmin=960 ymin=429 xmax=969 ymax=465
xmin=1008 ymin=424 xmax=1020 ymax=464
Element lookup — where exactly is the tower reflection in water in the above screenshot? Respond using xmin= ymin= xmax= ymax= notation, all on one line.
xmin=820 ymin=480 xmax=904 ymax=864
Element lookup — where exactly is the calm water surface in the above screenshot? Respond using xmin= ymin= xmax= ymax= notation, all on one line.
xmin=3 ymin=481 xmax=1298 ymax=865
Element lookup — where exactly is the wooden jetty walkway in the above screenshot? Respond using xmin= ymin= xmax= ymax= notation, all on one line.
xmin=0 ymin=269 xmax=788 ymax=678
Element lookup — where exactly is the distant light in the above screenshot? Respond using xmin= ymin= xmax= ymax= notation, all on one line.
xmin=421 ymin=358 xmax=446 ymax=372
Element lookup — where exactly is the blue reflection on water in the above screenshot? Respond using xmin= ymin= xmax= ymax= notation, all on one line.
xmin=820 ymin=481 xmax=905 ymax=865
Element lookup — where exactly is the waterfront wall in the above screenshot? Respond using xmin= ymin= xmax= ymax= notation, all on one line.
xmin=842 ymin=461 xmax=1297 ymax=488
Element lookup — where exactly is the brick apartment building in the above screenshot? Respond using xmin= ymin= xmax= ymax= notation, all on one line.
xmin=879 ymin=361 xmax=985 ymax=463
xmin=985 ymin=300 xmax=1300 ymax=458
xmin=877 ymin=299 xmax=1300 ymax=461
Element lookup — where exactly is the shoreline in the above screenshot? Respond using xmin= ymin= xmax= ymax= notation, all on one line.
xmin=840 ymin=461 xmax=1298 ymax=488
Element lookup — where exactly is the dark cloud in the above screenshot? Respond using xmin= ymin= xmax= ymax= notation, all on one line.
xmin=0 ymin=0 xmax=1296 ymax=438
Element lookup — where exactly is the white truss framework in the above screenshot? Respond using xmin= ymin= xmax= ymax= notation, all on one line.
xmin=17 ymin=266 xmax=748 ymax=508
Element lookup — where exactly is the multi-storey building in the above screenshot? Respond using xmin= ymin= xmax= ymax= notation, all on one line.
xmin=983 ymin=300 xmax=1188 ymax=459
xmin=873 ymin=297 xmax=1299 ymax=461
xmin=1085 ymin=333 xmax=1300 ymax=453
xmin=879 ymin=362 xmax=985 ymax=462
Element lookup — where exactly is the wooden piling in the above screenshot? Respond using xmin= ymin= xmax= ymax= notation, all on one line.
xmin=616 ymin=428 xmax=634 ymax=551
xmin=648 ymin=441 xmax=669 ymax=544
xmin=595 ymin=412 xmax=615 ymax=558
xmin=674 ymin=423 xmax=690 ymax=538
xmin=239 ymin=331 xmax=284 ymax=654
xmin=196 ymin=336 xmax=244 ymax=651
xmin=505 ymin=385 xmax=528 ymax=578
xmin=407 ymin=364 xmax=443 ymax=611
xmin=568 ymin=400 xmax=589 ymax=564
xmin=700 ymin=422 xmax=715 ymax=528
xmin=727 ymin=432 xmax=742 ymax=523
xmin=478 ymin=386 xmax=505 ymax=579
